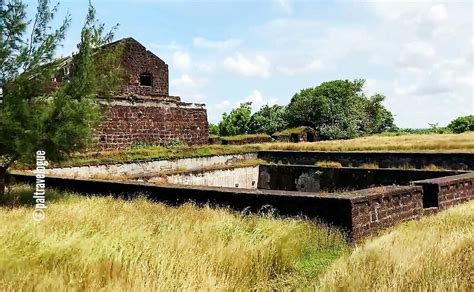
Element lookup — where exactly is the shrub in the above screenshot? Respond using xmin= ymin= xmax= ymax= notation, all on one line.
xmin=447 ymin=115 xmax=474 ymax=133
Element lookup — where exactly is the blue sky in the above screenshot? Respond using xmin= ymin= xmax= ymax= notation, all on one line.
xmin=26 ymin=0 xmax=473 ymax=128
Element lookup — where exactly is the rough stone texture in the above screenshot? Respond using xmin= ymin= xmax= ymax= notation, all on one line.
xmin=97 ymin=99 xmax=208 ymax=150
xmin=110 ymin=38 xmax=169 ymax=97
xmin=50 ymin=37 xmax=209 ymax=150
xmin=349 ymin=186 xmax=423 ymax=240
xmin=414 ymin=172 xmax=474 ymax=209
xmin=259 ymin=151 xmax=474 ymax=170
xmin=209 ymin=136 xmax=222 ymax=145
xmin=258 ymin=164 xmax=467 ymax=192
xmin=272 ymin=127 xmax=318 ymax=143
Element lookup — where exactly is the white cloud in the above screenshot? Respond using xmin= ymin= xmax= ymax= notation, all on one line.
xmin=223 ymin=53 xmax=271 ymax=78
xmin=429 ymin=4 xmax=448 ymax=22
xmin=364 ymin=79 xmax=379 ymax=96
xmin=277 ymin=58 xmax=323 ymax=76
xmin=147 ymin=41 xmax=182 ymax=51
xmin=170 ymin=74 xmax=207 ymax=88
xmin=397 ymin=41 xmax=436 ymax=69
xmin=238 ymin=90 xmax=279 ymax=112
xmin=275 ymin=0 xmax=292 ymax=13
xmin=172 ymin=51 xmax=192 ymax=70
xmin=193 ymin=37 xmax=242 ymax=49
xmin=216 ymin=99 xmax=231 ymax=110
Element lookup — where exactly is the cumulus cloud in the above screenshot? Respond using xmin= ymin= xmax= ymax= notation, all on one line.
xmin=277 ymin=58 xmax=323 ymax=76
xmin=238 ymin=90 xmax=279 ymax=112
xmin=223 ymin=53 xmax=271 ymax=78
xmin=193 ymin=37 xmax=242 ymax=49
xmin=172 ymin=51 xmax=192 ymax=70
xmin=170 ymin=74 xmax=207 ymax=89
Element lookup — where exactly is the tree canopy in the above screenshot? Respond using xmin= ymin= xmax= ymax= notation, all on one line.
xmin=247 ymin=104 xmax=287 ymax=135
xmin=0 ymin=0 xmax=121 ymax=195
xmin=218 ymin=102 xmax=252 ymax=136
xmin=286 ymin=79 xmax=394 ymax=140
xmin=447 ymin=115 xmax=474 ymax=134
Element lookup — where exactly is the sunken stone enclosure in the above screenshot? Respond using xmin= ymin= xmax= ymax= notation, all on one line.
xmin=11 ymin=151 xmax=474 ymax=242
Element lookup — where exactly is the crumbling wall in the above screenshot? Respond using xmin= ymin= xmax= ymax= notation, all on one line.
xmin=97 ymin=99 xmax=208 ymax=150
xmin=350 ymin=186 xmax=423 ymax=240
xmin=414 ymin=172 xmax=474 ymax=209
xmin=258 ymin=151 xmax=474 ymax=170
xmin=258 ymin=164 xmax=467 ymax=192
xmin=115 ymin=38 xmax=169 ymax=97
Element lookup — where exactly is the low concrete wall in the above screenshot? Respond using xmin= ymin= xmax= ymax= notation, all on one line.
xmin=258 ymin=151 xmax=474 ymax=170
xmin=29 ymin=153 xmax=258 ymax=179
xmin=9 ymin=172 xmax=432 ymax=242
xmin=414 ymin=172 xmax=474 ymax=209
xmin=163 ymin=166 xmax=259 ymax=188
xmin=258 ymin=164 xmax=467 ymax=192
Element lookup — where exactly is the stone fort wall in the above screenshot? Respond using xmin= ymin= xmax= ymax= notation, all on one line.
xmin=97 ymin=99 xmax=208 ymax=150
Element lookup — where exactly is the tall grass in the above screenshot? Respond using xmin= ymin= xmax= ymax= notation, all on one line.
xmin=319 ymin=200 xmax=474 ymax=291
xmin=1 ymin=186 xmax=472 ymax=290
xmin=0 ymin=185 xmax=348 ymax=291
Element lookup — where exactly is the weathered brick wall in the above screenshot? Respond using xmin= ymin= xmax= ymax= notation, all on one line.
xmin=97 ymin=99 xmax=208 ymax=150
xmin=114 ymin=38 xmax=169 ymax=97
xmin=350 ymin=186 xmax=424 ymax=241
xmin=414 ymin=172 xmax=474 ymax=209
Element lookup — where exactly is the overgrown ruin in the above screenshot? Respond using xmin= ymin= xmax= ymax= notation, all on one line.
xmin=11 ymin=150 xmax=474 ymax=242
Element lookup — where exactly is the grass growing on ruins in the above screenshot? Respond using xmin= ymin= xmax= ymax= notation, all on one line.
xmin=318 ymin=200 xmax=474 ymax=291
xmin=0 ymin=185 xmax=348 ymax=290
xmin=28 ymin=131 xmax=473 ymax=168
xmin=1 ymin=185 xmax=472 ymax=290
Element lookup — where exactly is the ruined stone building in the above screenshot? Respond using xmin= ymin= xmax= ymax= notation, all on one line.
xmin=53 ymin=37 xmax=209 ymax=150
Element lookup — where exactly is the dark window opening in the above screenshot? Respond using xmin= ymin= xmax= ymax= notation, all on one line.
xmin=291 ymin=133 xmax=299 ymax=143
xmin=140 ymin=73 xmax=153 ymax=87
xmin=307 ymin=132 xmax=315 ymax=142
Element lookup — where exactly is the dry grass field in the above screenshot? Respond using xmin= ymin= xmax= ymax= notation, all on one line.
xmin=0 ymin=185 xmax=348 ymax=291
xmin=319 ymin=200 xmax=474 ymax=291
xmin=38 ymin=132 xmax=474 ymax=167
xmin=0 ymin=185 xmax=472 ymax=290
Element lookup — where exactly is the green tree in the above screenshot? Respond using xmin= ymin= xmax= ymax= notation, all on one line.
xmin=286 ymin=79 xmax=394 ymax=140
xmin=447 ymin=115 xmax=474 ymax=133
xmin=361 ymin=94 xmax=395 ymax=134
xmin=208 ymin=123 xmax=219 ymax=135
xmin=247 ymin=104 xmax=287 ymax=135
xmin=0 ymin=0 xmax=121 ymax=196
xmin=218 ymin=102 xmax=252 ymax=136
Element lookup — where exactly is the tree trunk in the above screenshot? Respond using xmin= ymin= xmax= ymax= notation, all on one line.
xmin=0 ymin=170 xmax=5 ymax=198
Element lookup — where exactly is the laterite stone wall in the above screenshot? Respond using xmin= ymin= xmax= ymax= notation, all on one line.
xmin=349 ymin=187 xmax=424 ymax=240
xmin=414 ymin=172 xmax=474 ymax=209
xmin=97 ymin=100 xmax=208 ymax=150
